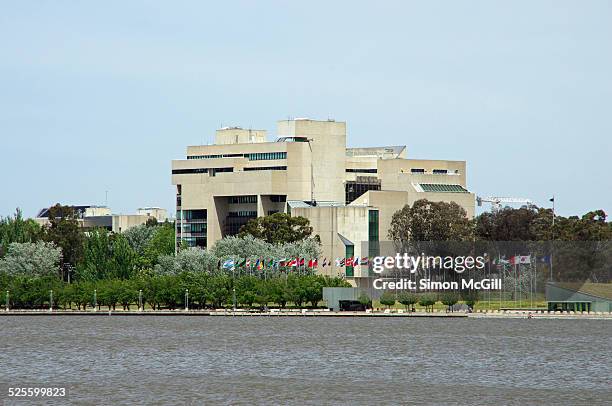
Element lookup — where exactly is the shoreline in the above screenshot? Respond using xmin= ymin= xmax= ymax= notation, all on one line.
xmin=2 ymin=309 xmax=611 ymax=319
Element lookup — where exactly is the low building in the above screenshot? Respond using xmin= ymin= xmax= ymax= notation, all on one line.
xmin=546 ymin=282 xmax=612 ymax=313
xmin=34 ymin=205 xmax=168 ymax=233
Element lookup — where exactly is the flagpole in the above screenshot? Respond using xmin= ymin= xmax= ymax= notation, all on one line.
xmin=550 ymin=196 xmax=555 ymax=282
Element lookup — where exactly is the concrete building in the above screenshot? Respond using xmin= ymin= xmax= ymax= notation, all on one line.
xmin=172 ymin=118 xmax=475 ymax=285
xmin=35 ymin=205 xmax=168 ymax=233
xmin=546 ymin=282 xmax=612 ymax=313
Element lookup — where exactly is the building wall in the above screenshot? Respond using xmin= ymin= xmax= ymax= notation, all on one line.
xmin=277 ymin=119 xmax=346 ymax=203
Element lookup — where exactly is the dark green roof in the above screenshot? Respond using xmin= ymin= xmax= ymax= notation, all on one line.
xmin=420 ymin=184 xmax=468 ymax=193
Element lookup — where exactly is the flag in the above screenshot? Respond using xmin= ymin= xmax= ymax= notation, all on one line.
xmin=509 ymin=255 xmax=530 ymax=265
xmin=549 ymin=197 xmax=555 ymax=202
xmin=237 ymin=258 xmax=246 ymax=267
xmin=322 ymin=258 xmax=328 ymax=267
xmin=222 ymin=259 xmax=235 ymax=269
xmin=308 ymin=259 xmax=318 ymax=268
xmin=299 ymin=258 xmax=305 ymax=267
xmin=540 ymin=255 xmax=552 ymax=265
xmin=246 ymin=259 xmax=251 ymax=268
xmin=361 ymin=257 xmax=369 ymax=265
xmin=345 ymin=257 xmax=354 ymax=267
xmin=354 ymin=257 xmax=361 ymax=266
xmin=288 ymin=259 xmax=297 ymax=267
xmin=257 ymin=259 xmax=263 ymax=270
xmin=335 ymin=258 xmax=343 ymax=267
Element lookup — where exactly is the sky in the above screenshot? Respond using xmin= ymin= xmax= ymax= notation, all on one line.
xmin=1 ymin=1 xmax=610 ymax=219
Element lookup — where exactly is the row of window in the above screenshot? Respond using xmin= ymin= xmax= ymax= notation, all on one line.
xmin=247 ymin=152 xmax=287 ymax=161
xmin=244 ymin=166 xmax=287 ymax=171
xmin=410 ymin=168 xmax=459 ymax=174
xmin=187 ymin=152 xmax=287 ymax=161
xmin=346 ymin=168 xmax=377 ymax=173
xmin=228 ymin=211 xmax=257 ymax=217
xmin=172 ymin=167 xmax=233 ymax=175
xmin=229 ymin=195 xmax=257 ymax=204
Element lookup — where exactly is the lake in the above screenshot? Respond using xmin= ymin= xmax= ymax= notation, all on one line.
xmin=1 ymin=316 xmax=611 ymax=405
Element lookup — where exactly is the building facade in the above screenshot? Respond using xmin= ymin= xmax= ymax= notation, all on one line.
xmin=35 ymin=205 xmax=168 ymax=233
xmin=172 ymin=118 xmax=475 ymax=285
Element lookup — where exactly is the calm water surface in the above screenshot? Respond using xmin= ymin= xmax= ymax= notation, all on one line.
xmin=1 ymin=316 xmax=611 ymax=405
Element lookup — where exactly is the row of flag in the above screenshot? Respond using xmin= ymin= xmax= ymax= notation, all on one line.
xmin=493 ymin=255 xmax=552 ymax=266
xmin=221 ymin=257 xmax=371 ymax=270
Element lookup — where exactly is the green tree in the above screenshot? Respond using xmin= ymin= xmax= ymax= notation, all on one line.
xmin=418 ymin=294 xmax=437 ymax=312
xmin=358 ymin=293 xmax=372 ymax=309
xmin=43 ymin=204 xmax=85 ymax=273
xmin=238 ymin=213 xmax=313 ymax=244
xmin=388 ymin=199 xmax=474 ymax=242
xmin=440 ymin=292 xmax=460 ymax=312
xmin=0 ymin=241 xmax=62 ymax=278
xmin=379 ymin=292 xmax=396 ymax=309
xmin=142 ymin=223 xmax=176 ymax=267
xmin=397 ymin=291 xmax=418 ymax=311
xmin=111 ymin=234 xmax=136 ymax=280
xmin=462 ymin=290 xmax=479 ymax=309
xmin=77 ymin=228 xmax=113 ymax=281
xmin=0 ymin=208 xmax=42 ymax=257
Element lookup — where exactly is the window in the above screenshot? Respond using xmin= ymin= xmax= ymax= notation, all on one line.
xmin=346 ymin=168 xmax=377 ymax=173
xmin=433 ymin=169 xmax=448 ymax=174
xmin=247 ymin=152 xmax=287 ymax=161
xmin=345 ymin=178 xmax=381 ymax=204
xmin=270 ymin=195 xmax=287 ymax=202
xmin=244 ymin=166 xmax=287 ymax=171
xmin=172 ymin=167 xmax=233 ymax=175
xmin=368 ymin=210 xmax=380 ymax=276
xmin=229 ymin=195 xmax=257 ymax=204
xmin=411 ymin=168 xmax=425 ymax=173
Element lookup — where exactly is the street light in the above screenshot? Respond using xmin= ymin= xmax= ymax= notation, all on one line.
xmin=5 ymin=290 xmax=8 ymax=312
xmin=49 ymin=290 xmax=53 ymax=312
xmin=139 ymin=289 xmax=143 ymax=312
xmin=94 ymin=289 xmax=97 ymax=311
xmin=185 ymin=289 xmax=189 ymax=311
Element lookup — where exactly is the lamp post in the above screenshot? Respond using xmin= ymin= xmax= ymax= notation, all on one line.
xmin=94 ymin=289 xmax=97 ymax=311
xmin=185 ymin=289 xmax=189 ymax=311
xmin=5 ymin=290 xmax=8 ymax=312
xmin=49 ymin=290 xmax=53 ymax=312
xmin=139 ymin=289 xmax=143 ymax=312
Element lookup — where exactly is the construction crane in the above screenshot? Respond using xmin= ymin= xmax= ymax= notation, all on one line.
xmin=477 ymin=196 xmax=533 ymax=211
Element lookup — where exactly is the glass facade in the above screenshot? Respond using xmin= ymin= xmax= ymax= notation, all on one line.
xmin=178 ymin=209 xmax=207 ymax=248
xmin=187 ymin=152 xmax=287 ymax=160
xmin=345 ymin=178 xmax=381 ymax=204
xmin=368 ymin=210 xmax=380 ymax=276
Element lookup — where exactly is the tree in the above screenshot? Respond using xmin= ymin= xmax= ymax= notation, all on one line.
xmin=142 ymin=223 xmax=175 ymax=267
xmin=379 ymin=292 xmax=396 ymax=309
xmin=77 ymin=228 xmax=113 ymax=281
xmin=123 ymin=224 xmax=157 ymax=257
xmin=111 ymin=234 xmax=136 ymax=280
xmin=461 ymin=290 xmax=479 ymax=309
xmin=476 ymin=206 xmax=539 ymax=241
xmin=418 ymin=294 xmax=437 ymax=312
xmin=0 ymin=241 xmax=62 ymax=278
xmin=397 ymin=291 xmax=418 ymax=311
xmin=238 ymin=213 xmax=313 ymax=244
xmin=358 ymin=293 xmax=372 ymax=309
xmin=388 ymin=199 xmax=474 ymax=243
xmin=43 ymin=204 xmax=85 ymax=274
xmin=440 ymin=292 xmax=460 ymax=312
xmin=0 ymin=208 xmax=42 ymax=257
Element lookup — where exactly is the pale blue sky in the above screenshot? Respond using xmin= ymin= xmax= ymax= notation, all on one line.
xmin=1 ymin=1 xmax=610 ymax=218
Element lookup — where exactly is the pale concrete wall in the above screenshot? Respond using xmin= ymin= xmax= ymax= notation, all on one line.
xmin=215 ymin=128 xmax=266 ymax=145
xmin=292 ymin=205 xmax=370 ymax=278
xmin=277 ymin=119 xmax=346 ymax=203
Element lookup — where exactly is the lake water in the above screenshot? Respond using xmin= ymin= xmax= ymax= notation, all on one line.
xmin=1 ymin=316 xmax=611 ymax=405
